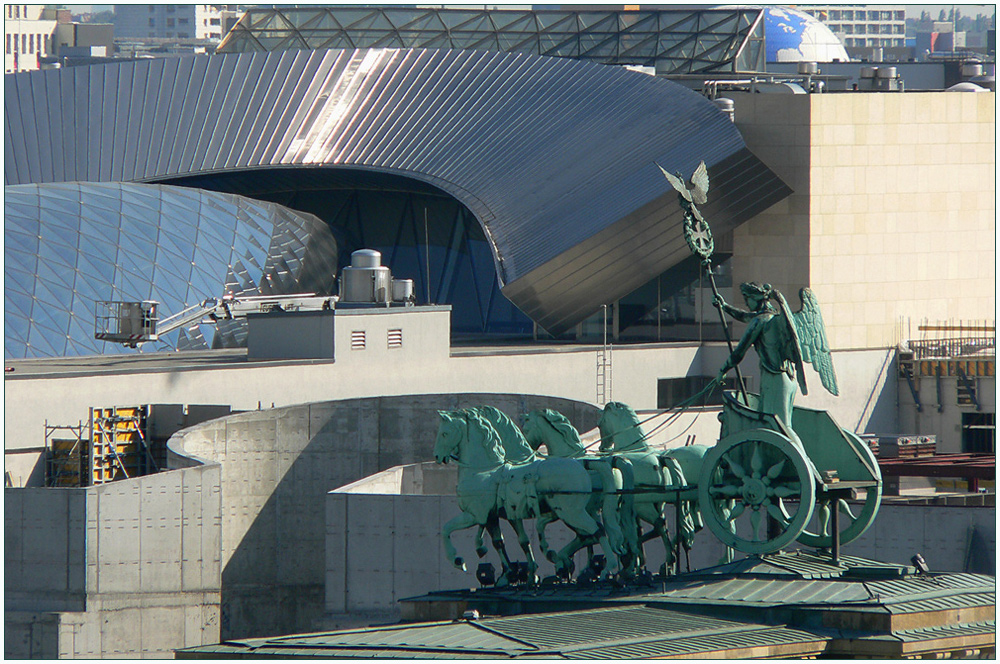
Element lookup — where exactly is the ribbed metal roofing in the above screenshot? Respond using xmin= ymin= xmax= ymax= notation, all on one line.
xmin=866 ymin=573 xmax=996 ymax=599
xmin=656 ymin=576 xmax=871 ymax=605
xmin=564 ymin=625 xmax=826 ymax=659
xmin=5 ymin=48 xmax=789 ymax=334
xmin=483 ymin=605 xmax=745 ymax=648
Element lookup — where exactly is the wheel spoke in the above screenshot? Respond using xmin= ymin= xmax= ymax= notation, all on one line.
xmin=727 ymin=501 xmax=746 ymax=522
xmin=772 ymin=483 xmax=800 ymax=498
xmin=750 ymin=509 xmax=762 ymax=541
xmin=766 ymin=459 xmax=785 ymax=480
xmin=723 ymin=453 xmax=746 ymax=479
xmin=709 ymin=484 xmax=740 ymax=498
xmin=750 ymin=442 xmax=763 ymax=477
xmin=765 ymin=501 xmax=789 ymax=528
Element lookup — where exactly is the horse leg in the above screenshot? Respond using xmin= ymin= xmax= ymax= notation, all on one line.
xmin=474 ymin=526 xmax=488 ymax=558
xmin=549 ymin=505 xmax=606 ymax=579
xmin=484 ymin=516 xmax=515 ymax=586
xmin=510 ymin=518 xmax=539 ymax=585
xmin=442 ymin=511 xmax=481 ymax=571
xmin=535 ymin=511 xmax=558 ymax=562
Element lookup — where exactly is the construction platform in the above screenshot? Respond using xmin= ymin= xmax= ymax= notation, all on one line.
xmin=177 ymin=550 xmax=995 ymax=659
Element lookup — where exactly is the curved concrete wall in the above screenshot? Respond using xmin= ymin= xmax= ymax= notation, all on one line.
xmin=167 ymin=392 xmax=599 ymax=639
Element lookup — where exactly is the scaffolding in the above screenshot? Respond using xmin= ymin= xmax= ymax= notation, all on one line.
xmin=89 ymin=406 xmax=158 ymax=485
xmin=44 ymin=421 xmax=87 ymax=487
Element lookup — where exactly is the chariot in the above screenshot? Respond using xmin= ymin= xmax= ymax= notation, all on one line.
xmin=697 ymin=390 xmax=882 ymax=556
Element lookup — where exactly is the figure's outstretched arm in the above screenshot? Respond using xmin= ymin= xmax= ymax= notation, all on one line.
xmin=718 ymin=317 xmax=763 ymax=382
xmin=714 ymin=294 xmax=755 ymax=324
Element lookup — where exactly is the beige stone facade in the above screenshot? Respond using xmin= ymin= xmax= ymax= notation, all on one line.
xmin=729 ymin=91 xmax=995 ymax=351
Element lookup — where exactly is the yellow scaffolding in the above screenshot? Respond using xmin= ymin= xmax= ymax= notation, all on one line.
xmin=89 ymin=406 xmax=157 ymax=485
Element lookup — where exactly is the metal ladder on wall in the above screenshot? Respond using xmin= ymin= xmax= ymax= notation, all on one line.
xmin=596 ymin=304 xmax=613 ymax=405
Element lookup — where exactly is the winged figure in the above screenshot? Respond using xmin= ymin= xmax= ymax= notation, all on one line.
xmin=657 ymin=160 xmax=709 ymax=205
xmin=791 ymin=288 xmax=838 ymax=396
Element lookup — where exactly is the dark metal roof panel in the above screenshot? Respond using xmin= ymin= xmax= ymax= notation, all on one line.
xmin=885 ymin=592 xmax=996 ymax=614
xmin=656 ymin=576 xmax=871 ymax=605
xmin=6 ymin=48 xmax=789 ymax=334
xmin=866 ymin=573 xmax=997 ymax=599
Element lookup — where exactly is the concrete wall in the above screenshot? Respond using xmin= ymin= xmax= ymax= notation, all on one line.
xmin=169 ymin=393 xmax=601 ymax=640
xmin=325 ymin=470 xmax=995 ymax=623
xmin=731 ymin=90 xmax=995 ymax=351
xmin=5 ymin=341 xmax=897 ymax=460
xmin=4 ymin=460 xmax=222 ymax=658
xmin=899 ymin=373 xmax=997 ymax=453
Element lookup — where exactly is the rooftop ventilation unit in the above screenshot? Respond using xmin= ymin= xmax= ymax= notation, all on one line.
xmin=339 ymin=249 xmax=416 ymax=305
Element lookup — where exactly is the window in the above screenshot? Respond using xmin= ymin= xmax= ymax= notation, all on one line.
xmin=842 ymin=24 xmax=853 ymax=34
xmin=21 ymin=34 xmax=26 ymax=52
xmin=179 ymin=17 xmax=189 ymax=24
xmin=5 ymin=35 xmax=9 ymax=54
xmin=14 ymin=5 xmax=19 ymax=18
xmin=868 ymin=10 xmax=878 ymax=20
xmin=351 ymin=330 xmax=366 ymax=350
xmin=167 ymin=18 xmax=175 ymax=27
xmin=387 ymin=329 xmax=403 ymax=348
xmin=962 ymin=413 xmax=995 ymax=454
xmin=149 ymin=17 xmax=155 ymax=26
xmin=657 ymin=376 xmax=747 ymax=409
xmin=29 ymin=34 xmax=33 ymax=54
xmin=210 ymin=17 xmax=220 ymax=25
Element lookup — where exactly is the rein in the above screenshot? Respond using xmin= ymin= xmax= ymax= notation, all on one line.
xmin=589 ymin=378 xmax=721 ymax=453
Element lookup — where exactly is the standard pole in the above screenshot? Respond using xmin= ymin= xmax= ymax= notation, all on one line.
xmin=703 ymin=259 xmax=749 ymax=405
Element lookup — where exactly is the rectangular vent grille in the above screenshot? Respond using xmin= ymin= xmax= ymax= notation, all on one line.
xmin=388 ymin=329 xmax=403 ymax=348
xmin=351 ymin=330 xmax=366 ymax=350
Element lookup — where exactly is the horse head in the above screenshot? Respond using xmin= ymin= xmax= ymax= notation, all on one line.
xmin=598 ymin=401 xmax=646 ymax=453
xmin=524 ymin=409 xmax=583 ymax=457
xmin=434 ymin=410 xmax=464 ymax=464
xmin=434 ymin=408 xmax=506 ymax=468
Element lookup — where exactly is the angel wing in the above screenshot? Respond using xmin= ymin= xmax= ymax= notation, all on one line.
xmin=792 ymin=288 xmax=839 ymax=396
xmin=656 ymin=163 xmax=688 ymax=199
xmin=656 ymin=161 xmax=709 ymax=205
xmin=689 ymin=160 xmax=709 ymax=205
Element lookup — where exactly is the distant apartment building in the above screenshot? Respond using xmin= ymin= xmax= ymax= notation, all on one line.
xmin=114 ymin=5 xmax=239 ymax=41
xmin=4 ymin=5 xmax=57 ymax=73
xmin=799 ymin=5 xmax=906 ymax=49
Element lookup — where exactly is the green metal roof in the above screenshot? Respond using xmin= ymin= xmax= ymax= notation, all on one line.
xmin=177 ymin=555 xmax=996 ymax=659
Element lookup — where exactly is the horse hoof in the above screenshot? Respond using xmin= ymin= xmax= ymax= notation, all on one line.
xmin=476 ymin=547 xmax=488 ymax=558
xmin=455 ymin=557 xmax=466 ymax=571
xmin=545 ymin=551 xmax=557 ymax=563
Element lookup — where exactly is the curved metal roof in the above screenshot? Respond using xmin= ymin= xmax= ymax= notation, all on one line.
xmin=4 ymin=182 xmax=337 ymax=358
xmin=5 ymin=48 xmax=789 ymax=333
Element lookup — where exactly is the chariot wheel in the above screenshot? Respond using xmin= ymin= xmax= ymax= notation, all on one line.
xmin=698 ymin=429 xmax=816 ymax=555
xmin=796 ymin=432 xmax=882 ymax=549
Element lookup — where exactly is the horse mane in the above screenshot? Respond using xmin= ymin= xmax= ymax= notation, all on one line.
xmin=539 ymin=409 xmax=583 ymax=446
xmin=600 ymin=402 xmax=648 ymax=452
xmin=460 ymin=409 xmax=506 ymax=462
xmin=476 ymin=405 xmax=535 ymax=463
